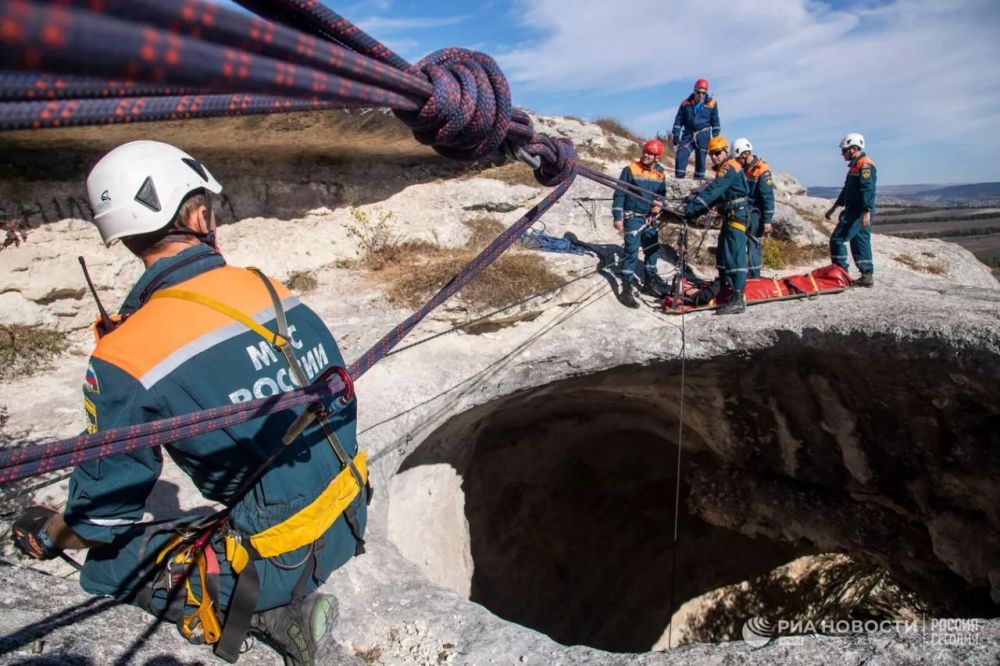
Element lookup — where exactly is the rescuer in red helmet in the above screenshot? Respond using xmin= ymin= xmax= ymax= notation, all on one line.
xmin=611 ymin=138 xmax=668 ymax=308
xmin=670 ymin=78 xmax=721 ymax=180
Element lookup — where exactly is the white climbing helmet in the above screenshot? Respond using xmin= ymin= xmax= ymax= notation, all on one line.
xmin=86 ymin=140 xmax=222 ymax=246
xmin=839 ymin=132 xmax=865 ymax=151
xmin=732 ymin=137 xmax=753 ymax=157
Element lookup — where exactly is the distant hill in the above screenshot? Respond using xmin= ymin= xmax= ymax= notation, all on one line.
xmin=807 ymin=182 xmax=1000 ymax=206
xmin=913 ymin=182 xmax=1000 ymax=200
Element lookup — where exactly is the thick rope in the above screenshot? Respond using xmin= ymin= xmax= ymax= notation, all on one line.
xmin=0 ymin=0 xmax=684 ymax=483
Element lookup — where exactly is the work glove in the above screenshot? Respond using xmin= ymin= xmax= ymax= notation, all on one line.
xmin=672 ymin=137 xmax=680 ymax=147
xmin=824 ymin=206 xmax=836 ymax=220
xmin=12 ymin=505 xmax=60 ymax=560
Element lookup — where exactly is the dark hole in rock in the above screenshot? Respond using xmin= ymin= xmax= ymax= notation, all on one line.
xmin=394 ymin=334 xmax=999 ymax=651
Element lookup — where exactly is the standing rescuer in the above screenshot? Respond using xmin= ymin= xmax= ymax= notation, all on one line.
xmin=826 ymin=132 xmax=877 ymax=286
xmin=612 ymin=138 xmax=668 ymax=308
xmin=685 ymin=135 xmax=751 ymax=315
xmin=732 ymin=138 xmax=775 ymax=278
xmin=671 ymin=78 xmax=721 ymax=180
xmin=11 ymin=140 xmax=369 ymax=665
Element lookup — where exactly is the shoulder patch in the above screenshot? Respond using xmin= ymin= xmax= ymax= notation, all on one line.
xmin=765 ymin=175 xmax=774 ymax=187
xmin=717 ymin=164 xmax=730 ymax=177
xmin=861 ymin=168 xmax=872 ymax=180
xmin=84 ymin=396 xmax=98 ymax=434
xmin=84 ymin=362 xmax=100 ymax=394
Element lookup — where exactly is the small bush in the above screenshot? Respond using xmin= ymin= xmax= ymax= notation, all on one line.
xmin=763 ymin=238 xmax=828 ymax=270
xmin=286 ymin=271 xmax=318 ymax=293
xmin=345 ymin=206 xmax=398 ymax=270
xmin=0 ymin=324 xmax=67 ymax=379
xmin=2 ymin=219 xmax=30 ymax=252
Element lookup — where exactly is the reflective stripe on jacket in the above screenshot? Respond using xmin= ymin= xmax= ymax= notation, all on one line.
xmin=612 ymin=160 xmax=667 ymax=221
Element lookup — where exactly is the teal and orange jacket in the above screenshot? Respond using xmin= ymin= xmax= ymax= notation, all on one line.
xmin=745 ymin=157 xmax=775 ymax=225
xmin=65 ymin=244 xmax=365 ymax=609
xmin=685 ymin=158 xmax=750 ymax=223
xmin=835 ymin=153 xmax=877 ymax=215
xmin=612 ymin=160 xmax=667 ymax=221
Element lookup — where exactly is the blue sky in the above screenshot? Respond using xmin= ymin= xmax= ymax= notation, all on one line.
xmin=216 ymin=0 xmax=1000 ymax=186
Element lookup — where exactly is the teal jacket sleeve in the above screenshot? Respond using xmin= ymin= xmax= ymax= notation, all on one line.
xmin=860 ymin=162 xmax=877 ymax=212
xmin=672 ymin=104 xmax=685 ymax=142
xmin=758 ymin=170 xmax=775 ymax=224
xmin=611 ymin=166 xmax=632 ymax=221
xmin=64 ymin=357 xmax=164 ymax=544
xmin=686 ymin=166 xmax=737 ymax=217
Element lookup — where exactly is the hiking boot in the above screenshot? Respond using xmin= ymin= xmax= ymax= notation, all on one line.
xmin=715 ymin=293 xmax=746 ymax=315
xmin=853 ymin=273 xmax=874 ymax=287
xmin=249 ymin=593 xmax=337 ymax=666
xmin=643 ymin=274 xmax=669 ymax=296
xmin=620 ymin=282 xmax=640 ymax=309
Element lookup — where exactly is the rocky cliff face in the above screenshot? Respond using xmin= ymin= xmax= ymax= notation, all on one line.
xmin=0 ymin=113 xmax=998 ymax=665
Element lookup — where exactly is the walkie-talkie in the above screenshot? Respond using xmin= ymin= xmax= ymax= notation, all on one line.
xmin=78 ymin=256 xmax=118 ymax=336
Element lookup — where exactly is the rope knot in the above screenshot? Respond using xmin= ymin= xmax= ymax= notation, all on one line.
xmin=395 ymin=48 xmax=512 ymax=162
xmin=521 ymin=134 xmax=578 ymax=187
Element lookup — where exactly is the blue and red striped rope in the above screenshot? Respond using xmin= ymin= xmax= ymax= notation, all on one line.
xmin=0 ymin=0 xmax=664 ymax=482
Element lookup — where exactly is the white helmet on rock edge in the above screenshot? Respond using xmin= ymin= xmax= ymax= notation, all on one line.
xmin=732 ymin=137 xmax=753 ymax=157
xmin=839 ymin=132 xmax=865 ymax=151
xmin=87 ymin=140 xmax=222 ymax=246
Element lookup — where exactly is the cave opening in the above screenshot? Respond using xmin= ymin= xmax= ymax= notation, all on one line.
xmin=390 ymin=338 xmax=999 ymax=651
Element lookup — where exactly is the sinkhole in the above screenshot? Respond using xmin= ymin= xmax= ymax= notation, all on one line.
xmin=387 ymin=334 xmax=1000 ymax=652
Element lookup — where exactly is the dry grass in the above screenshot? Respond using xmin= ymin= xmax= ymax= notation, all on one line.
xmin=763 ymin=238 xmax=829 ymax=270
xmin=348 ymin=216 xmax=563 ymax=311
xmin=464 ymin=217 xmax=506 ymax=248
xmin=895 ymin=253 xmax=947 ymax=275
xmin=353 ymin=644 xmax=384 ymax=665
xmin=594 ymin=118 xmax=643 ymax=144
xmin=336 ymin=239 xmax=438 ymax=272
xmin=286 ymin=271 xmax=318 ymax=293
xmin=0 ymin=324 xmax=68 ymax=379
xmin=462 ymin=160 xmax=540 ymax=187
xmin=388 ymin=249 xmax=563 ymax=309
xmin=580 ymin=142 xmax=636 ymax=164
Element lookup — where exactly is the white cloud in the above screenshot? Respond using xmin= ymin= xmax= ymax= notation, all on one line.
xmin=497 ymin=0 xmax=1000 ymax=182
xmin=353 ymin=14 xmax=472 ymax=34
